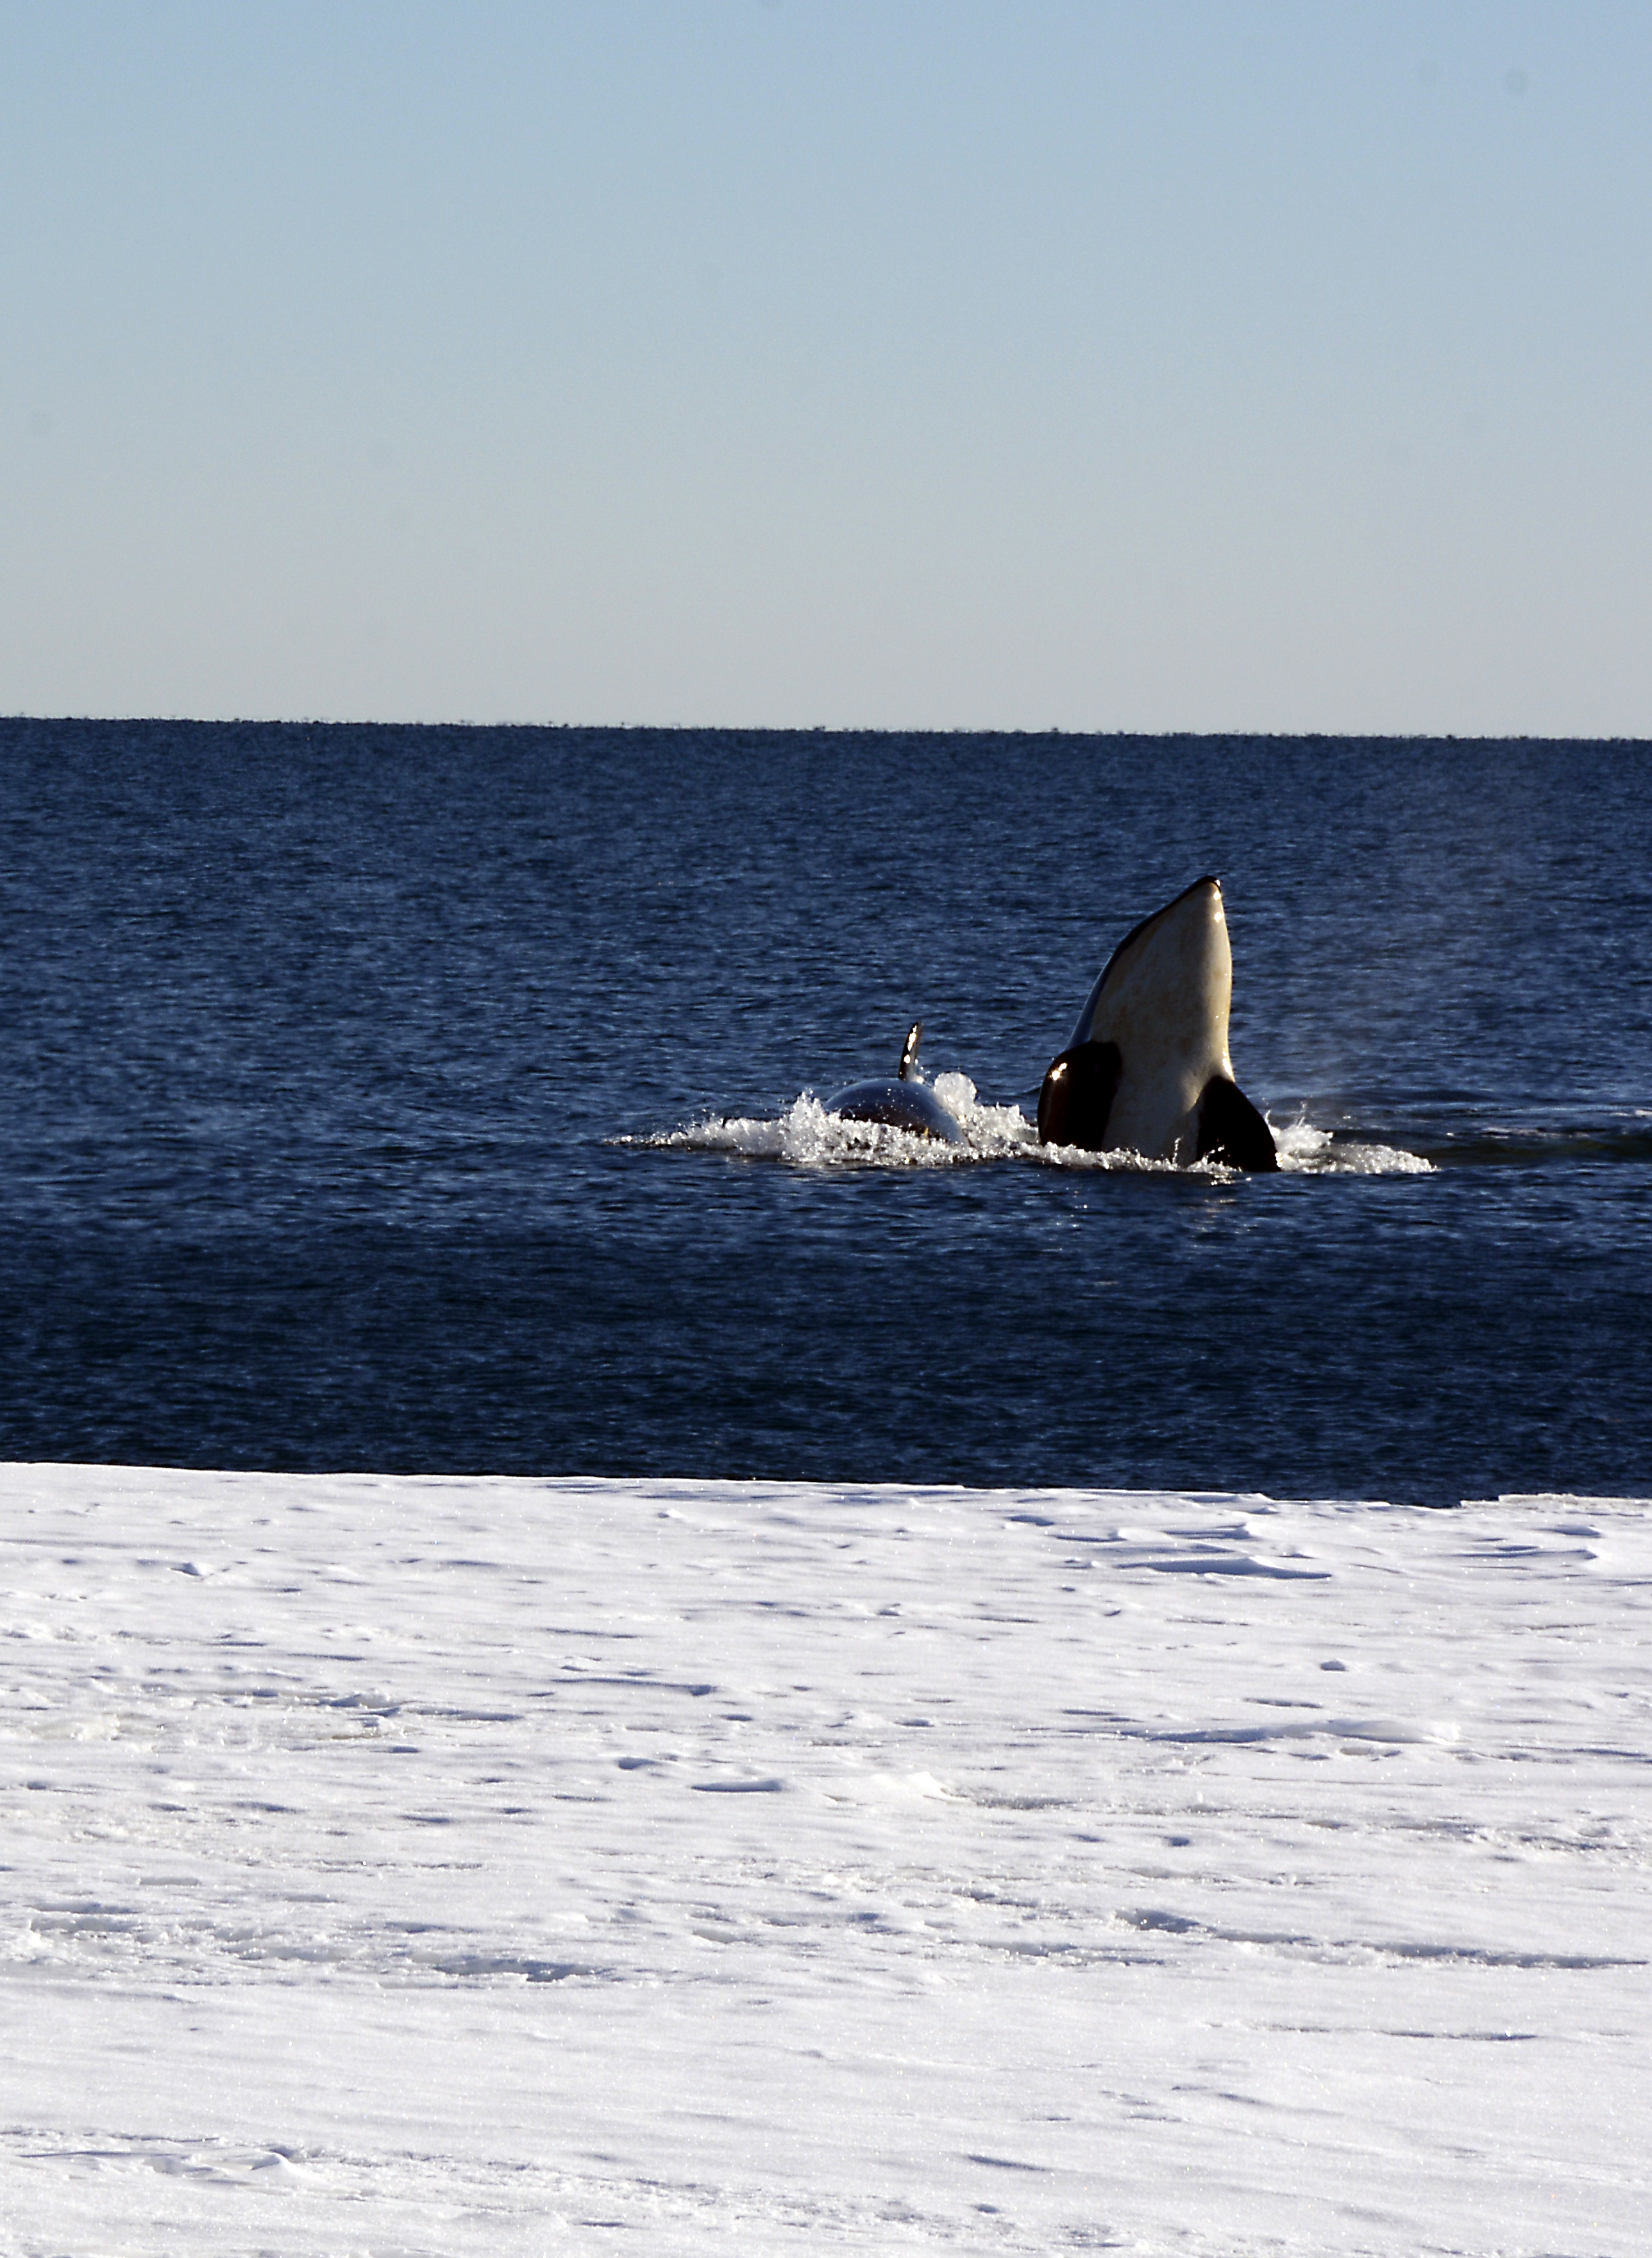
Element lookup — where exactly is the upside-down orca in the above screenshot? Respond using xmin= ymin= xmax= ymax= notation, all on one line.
xmin=825 ymin=1021 xmax=963 ymax=1142
xmin=1036 ymin=877 xmax=1277 ymax=1169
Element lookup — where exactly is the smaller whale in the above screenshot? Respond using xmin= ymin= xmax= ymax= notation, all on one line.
xmin=1038 ymin=876 xmax=1277 ymax=1169
xmin=825 ymin=1021 xmax=963 ymax=1142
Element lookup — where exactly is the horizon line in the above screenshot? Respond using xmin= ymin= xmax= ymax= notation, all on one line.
xmin=3 ymin=713 xmax=1646 ymax=749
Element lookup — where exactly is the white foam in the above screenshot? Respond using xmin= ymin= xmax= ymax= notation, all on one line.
xmin=625 ymin=1075 xmax=1038 ymax=1168
xmin=1272 ymin=1116 xmax=1436 ymax=1175
xmin=626 ymin=1081 xmax=1435 ymax=1175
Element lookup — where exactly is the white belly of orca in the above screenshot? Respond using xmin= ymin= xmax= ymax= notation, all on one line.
xmin=1037 ymin=877 xmax=1276 ymax=1169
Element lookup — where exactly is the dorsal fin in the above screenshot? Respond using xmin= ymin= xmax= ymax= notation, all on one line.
xmin=897 ymin=1021 xmax=923 ymax=1080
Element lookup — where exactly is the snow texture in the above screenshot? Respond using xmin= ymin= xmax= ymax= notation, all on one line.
xmin=2 ymin=1463 xmax=1648 ymax=2255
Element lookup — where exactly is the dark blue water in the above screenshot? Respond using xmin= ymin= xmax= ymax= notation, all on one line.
xmin=2 ymin=718 xmax=1648 ymax=1504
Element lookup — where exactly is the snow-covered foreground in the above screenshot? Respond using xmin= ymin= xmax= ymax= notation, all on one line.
xmin=2 ymin=1466 xmax=1648 ymax=2257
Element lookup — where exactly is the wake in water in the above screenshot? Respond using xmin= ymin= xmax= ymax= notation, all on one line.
xmin=623 ymin=1073 xmax=1433 ymax=1176
xmin=1410 ymin=1116 xmax=1652 ymax=1168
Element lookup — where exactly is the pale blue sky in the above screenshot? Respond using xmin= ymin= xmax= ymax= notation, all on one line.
xmin=4 ymin=1 xmax=1648 ymax=731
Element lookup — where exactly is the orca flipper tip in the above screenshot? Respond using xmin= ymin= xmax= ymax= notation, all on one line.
xmin=1195 ymin=1075 xmax=1278 ymax=1171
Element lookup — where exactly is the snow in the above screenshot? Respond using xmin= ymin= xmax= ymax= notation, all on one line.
xmin=2 ymin=1463 xmax=1648 ymax=2255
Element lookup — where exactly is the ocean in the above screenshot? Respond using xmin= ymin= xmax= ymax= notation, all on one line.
xmin=1 ymin=718 xmax=1647 ymax=1506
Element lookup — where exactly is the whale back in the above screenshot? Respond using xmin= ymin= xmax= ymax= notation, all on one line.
xmin=825 ymin=1077 xmax=961 ymax=1142
xmin=826 ymin=1019 xmax=961 ymax=1141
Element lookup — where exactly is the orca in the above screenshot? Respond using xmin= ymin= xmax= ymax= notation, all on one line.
xmin=825 ymin=1021 xmax=963 ymax=1142
xmin=1036 ymin=877 xmax=1277 ymax=1169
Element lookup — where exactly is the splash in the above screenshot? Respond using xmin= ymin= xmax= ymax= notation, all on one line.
xmin=1273 ymin=1120 xmax=1435 ymax=1176
xmin=621 ymin=1078 xmax=1434 ymax=1176
xmin=626 ymin=1076 xmax=1032 ymax=1169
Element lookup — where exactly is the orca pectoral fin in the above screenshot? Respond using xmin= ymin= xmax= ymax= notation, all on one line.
xmin=1195 ymin=1076 xmax=1277 ymax=1171
xmin=1037 ymin=1040 xmax=1122 ymax=1149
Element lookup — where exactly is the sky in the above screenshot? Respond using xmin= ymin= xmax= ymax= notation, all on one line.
xmin=3 ymin=0 xmax=1649 ymax=734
